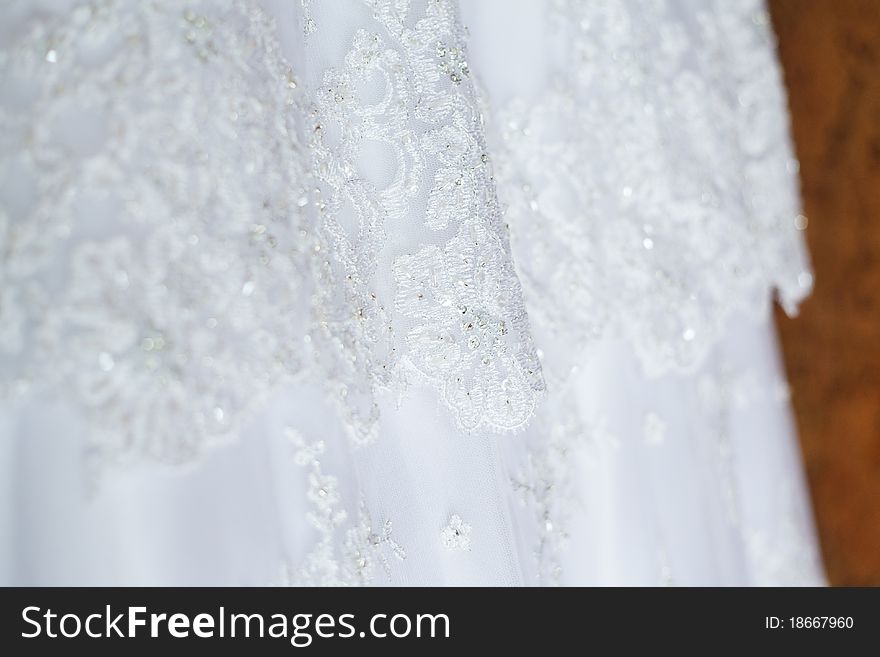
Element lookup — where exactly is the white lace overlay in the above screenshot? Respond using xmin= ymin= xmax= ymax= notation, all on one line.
xmin=0 ymin=0 xmax=824 ymax=588
xmin=305 ymin=0 xmax=544 ymax=436
xmin=0 ymin=1 xmax=314 ymax=464
xmin=486 ymin=0 xmax=812 ymax=378
xmin=0 ymin=0 xmax=544 ymax=462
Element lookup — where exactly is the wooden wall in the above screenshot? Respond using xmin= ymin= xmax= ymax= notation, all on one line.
xmin=769 ymin=0 xmax=880 ymax=585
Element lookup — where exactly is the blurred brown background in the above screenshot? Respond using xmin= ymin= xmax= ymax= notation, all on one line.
xmin=770 ymin=0 xmax=880 ymax=586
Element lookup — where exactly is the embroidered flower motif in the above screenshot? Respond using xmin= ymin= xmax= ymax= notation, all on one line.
xmin=421 ymin=123 xmax=485 ymax=231
xmin=394 ymin=219 xmax=543 ymax=431
xmin=510 ymin=395 xmax=618 ymax=585
xmin=440 ymin=515 xmax=472 ymax=551
xmin=286 ymin=429 xmax=407 ymax=586
xmin=345 ymin=503 xmax=408 ymax=584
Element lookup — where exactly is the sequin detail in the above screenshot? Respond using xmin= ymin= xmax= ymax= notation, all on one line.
xmin=440 ymin=515 xmax=472 ymax=551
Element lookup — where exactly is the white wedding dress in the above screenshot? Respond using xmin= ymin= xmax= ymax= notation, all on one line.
xmin=0 ymin=0 xmax=825 ymax=586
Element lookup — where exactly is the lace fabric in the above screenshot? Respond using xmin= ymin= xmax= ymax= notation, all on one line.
xmin=1 ymin=1 xmax=317 ymax=464
xmin=303 ymin=0 xmax=544 ymax=438
xmin=476 ymin=0 xmax=812 ymax=380
xmin=0 ymin=0 xmax=824 ymax=587
xmin=0 ymin=0 xmax=545 ymax=462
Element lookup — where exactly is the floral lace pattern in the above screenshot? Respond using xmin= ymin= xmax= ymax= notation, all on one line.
xmin=510 ymin=396 xmax=615 ymax=586
xmin=0 ymin=1 xmax=314 ymax=464
xmin=0 ymin=0 xmax=810 ymax=454
xmin=0 ymin=0 xmax=823 ymax=588
xmin=488 ymin=0 xmax=813 ymax=378
xmin=306 ymin=0 xmax=544 ymax=435
xmin=440 ymin=514 xmax=472 ymax=551
xmin=285 ymin=429 xmax=406 ymax=586
xmin=0 ymin=0 xmax=545 ymax=463
xmin=394 ymin=219 xmax=542 ymax=430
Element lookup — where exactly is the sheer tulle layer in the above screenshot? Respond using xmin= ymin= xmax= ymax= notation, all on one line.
xmin=2 ymin=312 xmax=823 ymax=585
